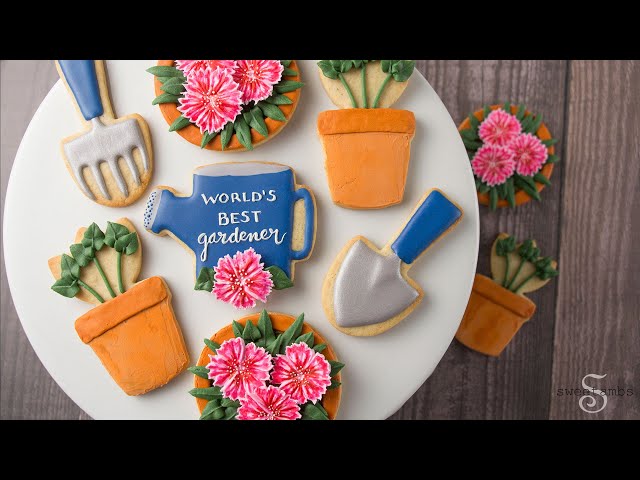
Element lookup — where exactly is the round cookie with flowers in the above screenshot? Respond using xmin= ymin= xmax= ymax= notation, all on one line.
xmin=189 ymin=311 xmax=343 ymax=420
xmin=459 ymin=103 xmax=560 ymax=210
xmin=147 ymin=60 xmax=303 ymax=151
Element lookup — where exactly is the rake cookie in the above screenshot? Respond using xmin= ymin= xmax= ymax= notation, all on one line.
xmin=56 ymin=60 xmax=153 ymax=207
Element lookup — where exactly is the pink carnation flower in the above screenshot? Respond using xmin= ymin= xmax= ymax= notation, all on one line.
xmin=237 ymin=385 xmax=301 ymax=420
xmin=471 ymin=144 xmax=516 ymax=187
xmin=177 ymin=67 xmax=242 ymax=134
xmin=507 ymin=133 xmax=548 ymax=176
xmin=272 ymin=343 xmax=331 ymax=404
xmin=478 ymin=109 xmax=522 ymax=146
xmin=206 ymin=337 xmax=272 ymax=401
xmin=232 ymin=60 xmax=283 ymax=104
xmin=213 ymin=248 xmax=273 ymax=309
xmin=175 ymin=60 xmax=236 ymax=76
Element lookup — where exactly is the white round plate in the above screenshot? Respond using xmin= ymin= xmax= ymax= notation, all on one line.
xmin=4 ymin=60 xmax=479 ymax=419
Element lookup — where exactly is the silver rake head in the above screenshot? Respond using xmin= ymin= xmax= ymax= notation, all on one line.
xmin=63 ymin=117 xmax=149 ymax=200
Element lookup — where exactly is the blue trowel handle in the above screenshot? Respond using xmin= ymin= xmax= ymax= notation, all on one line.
xmin=57 ymin=60 xmax=103 ymax=120
xmin=390 ymin=189 xmax=463 ymax=265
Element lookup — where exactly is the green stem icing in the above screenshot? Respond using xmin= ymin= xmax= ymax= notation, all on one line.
xmin=117 ymin=251 xmax=124 ymax=294
xmin=360 ymin=67 xmax=368 ymax=108
xmin=372 ymin=73 xmax=392 ymax=108
xmin=93 ymin=258 xmax=116 ymax=298
xmin=506 ymin=260 xmax=526 ymax=290
xmin=502 ymin=255 xmax=511 ymax=287
xmin=513 ymin=271 xmax=538 ymax=294
xmin=77 ymin=279 xmax=105 ymax=303
xmin=338 ymin=73 xmax=357 ymax=108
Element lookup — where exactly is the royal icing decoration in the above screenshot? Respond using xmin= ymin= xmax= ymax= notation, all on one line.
xmin=148 ymin=60 xmax=303 ymax=151
xmin=48 ymin=219 xmax=189 ymax=395
xmin=191 ymin=311 xmax=344 ymax=420
xmin=316 ymin=61 xmax=417 ymax=209
xmin=460 ymin=103 xmax=559 ymax=210
xmin=144 ymin=162 xmax=315 ymax=290
xmin=56 ymin=60 xmax=152 ymax=206
xmin=213 ymin=248 xmax=274 ymax=309
xmin=324 ymin=190 xmax=463 ymax=335
xmin=456 ymin=234 xmax=558 ymax=356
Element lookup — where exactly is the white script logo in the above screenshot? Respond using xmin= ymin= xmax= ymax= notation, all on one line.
xmin=579 ymin=373 xmax=608 ymax=413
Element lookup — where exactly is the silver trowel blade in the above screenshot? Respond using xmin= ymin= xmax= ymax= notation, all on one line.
xmin=333 ymin=239 xmax=419 ymax=328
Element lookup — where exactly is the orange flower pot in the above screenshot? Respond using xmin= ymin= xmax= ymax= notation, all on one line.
xmin=194 ymin=312 xmax=342 ymax=419
xmin=455 ymin=274 xmax=536 ymax=356
xmin=317 ymin=108 xmax=416 ymax=209
xmin=75 ymin=276 xmax=189 ymax=395
xmin=154 ymin=60 xmax=301 ymax=152
xmin=459 ymin=105 xmax=555 ymax=208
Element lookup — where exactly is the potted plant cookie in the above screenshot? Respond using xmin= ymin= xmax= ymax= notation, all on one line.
xmin=49 ymin=218 xmax=189 ymax=395
xmin=189 ymin=310 xmax=343 ymax=420
xmin=147 ymin=60 xmax=303 ymax=151
xmin=455 ymin=233 xmax=558 ymax=356
xmin=316 ymin=60 xmax=417 ymax=209
xmin=458 ymin=102 xmax=560 ymax=210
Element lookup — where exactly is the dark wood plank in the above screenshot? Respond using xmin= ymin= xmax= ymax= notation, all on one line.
xmin=0 ymin=60 xmax=91 ymax=420
xmin=549 ymin=61 xmax=640 ymax=420
xmin=391 ymin=60 xmax=568 ymax=419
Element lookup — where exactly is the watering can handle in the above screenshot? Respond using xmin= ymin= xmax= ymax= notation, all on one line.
xmin=57 ymin=60 xmax=103 ymax=121
xmin=291 ymin=186 xmax=315 ymax=261
xmin=390 ymin=189 xmax=463 ymax=265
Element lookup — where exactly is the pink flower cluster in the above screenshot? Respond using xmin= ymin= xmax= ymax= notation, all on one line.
xmin=206 ymin=337 xmax=332 ymax=420
xmin=175 ymin=60 xmax=284 ymax=134
xmin=471 ymin=108 xmax=548 ymax=186
xmin=213 ymin=248 xmax=273 ymax=309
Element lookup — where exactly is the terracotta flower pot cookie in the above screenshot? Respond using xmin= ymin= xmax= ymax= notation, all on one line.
xmin=455 ymin=233 xmax=558 ymax=356
xmin=317 ymin=60 xmax=416 ymax=209
xmin=49 ymin=218 xmax=189 ymax=395
xmin=189 ymin=311 xmax=343 ymax=420
xmin=458 ymin=103 xmax=560 ymax=210
xmin=148 ymin=60 xmax=303 ymax=151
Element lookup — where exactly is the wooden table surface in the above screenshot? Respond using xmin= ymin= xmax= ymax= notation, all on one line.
xmin=1 ymin=60 xmax=638 ymax=420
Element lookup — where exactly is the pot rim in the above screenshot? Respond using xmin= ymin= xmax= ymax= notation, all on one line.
xmin=459 ymin=104 xmax=555 ymax=208
xmin=154 ymin=60 xmax=302 ymax=152
xmin=471 ymin=274 xmax=536 ymax=319
xmin=318 ymin=108 xmax=416 ymax=135
xmin=194 ymin=311 xmax=342 ymax=420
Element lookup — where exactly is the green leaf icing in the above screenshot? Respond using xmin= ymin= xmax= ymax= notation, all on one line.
xmin=152 ymin=93 xmax=180 ymax=105
xmin=258 ymin=101 xmax=287 ymax=122
xmin=265 ymin=265 xmax=293 ymax=290
xmin=169 ymin=115 xmax=192 ymax=132
xmin=204 ymin=338 xmax=220 ymax=353
xmin=257 ymin=310 xmax=276 ymax=348
xmin=188 ymin=366 xmax=209 ymax=379
xmin=200 ymin=130 xmax=217 ymax=148
xmin=194 ymin=266 xmax=215 ymax=291
xmin=232 ymin=320 xmax=244 ymax=338
xmin=190 ymin=387 xmax=222 ymax=401
xmin=146 ymin=66 xmax=183 ymax=77
xmin=302 ymin=402 xmax=329 ymax=420
xmin=60 ymin=254 xmax=80 ymax=279
xmin=51 ymin=275 xmax=80 ymax=298
xmin=295 ymin=331 xmax=315 ymax=348
xmin=328 ymin=360 xmax=345 ymax=377
xmin=233 ymin=115 xmax=253 ymax=150
xmin=220 ymin=121 xmax=234 ymax=150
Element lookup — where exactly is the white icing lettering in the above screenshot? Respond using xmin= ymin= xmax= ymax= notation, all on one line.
xmin=267 ymin=190 xmax=277 ymax=202
xmin=230 ymin=212 xmax=240 ymax=224
xmin=252 ymin=191 xmax=262 ymax=202
xmin=198 ymin=233 xmax=210 ymax=262
xmin=201 ymin=194 xmax=220 ymax=205
xmin=218 ymin=193 xmax=229 ymax=203
xmin=241 ymin=211 xmax=250 ymax=223
xmin=252 ymin=210 xmax=261 ymax=222
xmin=218 ymin=212 xmax=229 ymax=226
xmin=231 ymin=192 xmax=241 ymax=202
xmin=197 ymin=227 xmax=288 ymax=261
